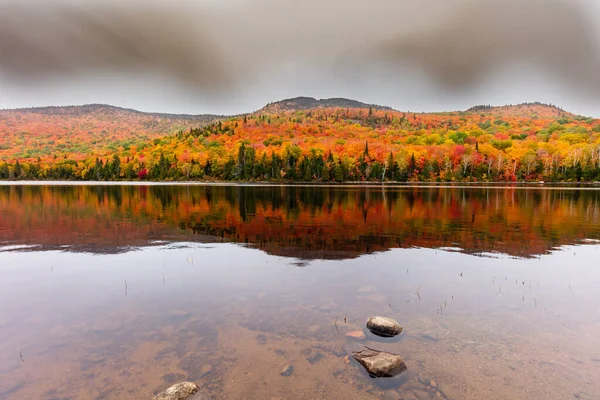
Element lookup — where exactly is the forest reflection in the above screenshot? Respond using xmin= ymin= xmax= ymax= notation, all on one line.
xmin=1 ymin=185 xmax=599 ymax=259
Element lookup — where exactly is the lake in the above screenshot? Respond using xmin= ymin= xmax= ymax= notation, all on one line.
xmin=1 ymin=184 xmax=599 ymax=400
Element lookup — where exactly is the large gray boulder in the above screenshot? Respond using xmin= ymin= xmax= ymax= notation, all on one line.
xmin=353 ymin=348 xmax=407 ymax=378
xmin=366 ymin=316 xmax=403 ymax=337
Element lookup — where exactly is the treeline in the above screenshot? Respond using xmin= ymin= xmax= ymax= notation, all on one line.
xmin=3 ymin=144 xmax=600 ymax=182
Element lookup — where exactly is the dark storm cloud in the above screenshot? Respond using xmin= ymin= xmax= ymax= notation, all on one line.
xmin=0 ymin=1 xmax=230 ymax=90
xmin=356 ymin=0 xmax=600 ymax=93
xmin=0 ymin=0 xmax=599 ymax=111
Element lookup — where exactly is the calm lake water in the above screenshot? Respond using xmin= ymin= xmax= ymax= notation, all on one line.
xmin=1 ymin=184 xmax=600 ymax=400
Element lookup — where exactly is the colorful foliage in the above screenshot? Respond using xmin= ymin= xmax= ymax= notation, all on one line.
xmin=2 ymin=102 xmax=600 ymax=182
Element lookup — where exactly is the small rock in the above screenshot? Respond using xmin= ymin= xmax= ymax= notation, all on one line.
xmin=419 ymin=334 xmax=438 ymax=342
xmin=255 ymin=334 xmax=267 ymax=345
xmin=430 ymin=379 xmax=437 ymax=388
xmin=300 ymin=348 xmax=313 ymax=356
xmin=153 ymin=382 xmax=199 ymax=400
xmin=280 ymin=365 xmax=294 ymax=377
xmin=199 ymin=364 xmax=213 ymax=378
xmin=345 ymin=330 xmax=366 ymax=340
xmin=343 ymin=355 xmax=350 ymax=364
xmin=353 ymin=348 xmax=407 ymax=378
xmin=307 ymin=352 xmax=324 ymax=364
xmin=366 ymin=317 xmax=403 ymax=338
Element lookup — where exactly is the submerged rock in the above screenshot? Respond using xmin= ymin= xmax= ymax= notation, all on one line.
xmin=307 ymin=352 xmax=324 ymax=364
xmin=345 ymin=330 xmax=366 ymax=340
xmin=153 ymin=382 xmax=199 ymax=400
xmin=280 ymin=364 xmax=294 ymax=377
xmin=352 ymin=348 xmax=407 ymax=378
xmin=366 ymin=317 xmax=403 ymax=337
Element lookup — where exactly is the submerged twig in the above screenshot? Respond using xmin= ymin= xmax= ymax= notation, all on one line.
xmin=416 ymin=285 xmax=421 ymax=301
xmin=20 ymin=347 xmax=24 ymax=363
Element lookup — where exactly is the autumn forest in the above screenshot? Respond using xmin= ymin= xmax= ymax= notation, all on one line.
xmin=2 ymin=99 xmax=600 ymax=182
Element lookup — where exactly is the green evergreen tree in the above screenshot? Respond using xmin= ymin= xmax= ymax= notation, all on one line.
xmin=386 ymin=152 xmax=395 ymax=180
xmin=334 ymin=162 xmax=343 ymax=182
xmin=1 ymin=162 xmax=8 ymax=179
xmin=14 ymin=160 xmax=22 ymax=179
xmin=235 ymin=143 xmax=246 ymax=179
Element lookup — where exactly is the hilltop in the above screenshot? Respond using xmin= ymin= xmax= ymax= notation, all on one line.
xmin=1 ymin=98 xmax=599 ymax=183
xmin=259 ymin=97 xmax=394 ymax=113
xmin=465 ymin=102 xmax=571 ymax=118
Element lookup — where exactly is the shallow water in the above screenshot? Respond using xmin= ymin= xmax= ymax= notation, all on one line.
xmin=1 ymin=185 xmax=600 ymax=399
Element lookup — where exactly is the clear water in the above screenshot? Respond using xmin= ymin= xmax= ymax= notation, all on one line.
xmin=0 ymin=185 xmax=599 ymax=400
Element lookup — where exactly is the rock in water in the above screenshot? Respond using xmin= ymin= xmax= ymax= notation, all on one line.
xmin=352 ymin=348 xmax=407 ymax=378
xmin=366 ymin=317 xmax=403 ymax=337
xmin=280 ymin=364 xmax=294 ymax=377
xmin=345 ymin=330 xmax=366 ymax=340
xmin=153 ymin=382 xmax=200 ymax=400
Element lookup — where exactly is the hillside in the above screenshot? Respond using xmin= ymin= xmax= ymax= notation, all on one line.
xmin=1 ymin=101 xmax=600 ymax=182
xmin=0 ymin=104 xmax=222 ymax=162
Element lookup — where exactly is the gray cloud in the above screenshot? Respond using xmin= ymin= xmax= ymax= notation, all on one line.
xmin=0 ymin=1 xmax=230 ymax=90
xmin=358 ymin=0 xmax=600 ymax=94
xmin=0 ymin=0 xmax=599 ymax=113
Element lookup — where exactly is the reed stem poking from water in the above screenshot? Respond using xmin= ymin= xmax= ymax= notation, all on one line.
xmin=125 ymin=279 xmax=128 ymax=296
xmin=20 ymin=347 xmax=24 ymax=363
xmin=416 ymin=285 xmax=422 ymax=301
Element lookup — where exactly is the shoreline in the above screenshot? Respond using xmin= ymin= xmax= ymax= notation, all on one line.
xmin=1 ymin=180 xmax=600 ymax=190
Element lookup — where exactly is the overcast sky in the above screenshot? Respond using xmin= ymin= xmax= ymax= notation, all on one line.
xmin=1 ymin=0 xmax=600 ymax=116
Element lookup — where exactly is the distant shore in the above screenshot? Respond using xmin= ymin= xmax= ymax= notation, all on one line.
xmin=1 ymin=180 xmax=600 ymax=189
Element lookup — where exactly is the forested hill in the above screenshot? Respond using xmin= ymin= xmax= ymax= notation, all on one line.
xmin=0 ymin=104 xmax=222 ymax=161
xmin=1 ymin=100 xmax=600 ymax=183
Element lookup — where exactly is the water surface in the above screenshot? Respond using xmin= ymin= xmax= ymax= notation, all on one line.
xmin=1 ymin=185 xmax=599 ymax=399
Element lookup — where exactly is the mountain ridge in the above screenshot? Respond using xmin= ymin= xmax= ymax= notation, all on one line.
xmin=1 ymin=103 xmax=224 ymax=120
xmin=1 ymin=99 xmax=579 ymax=118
